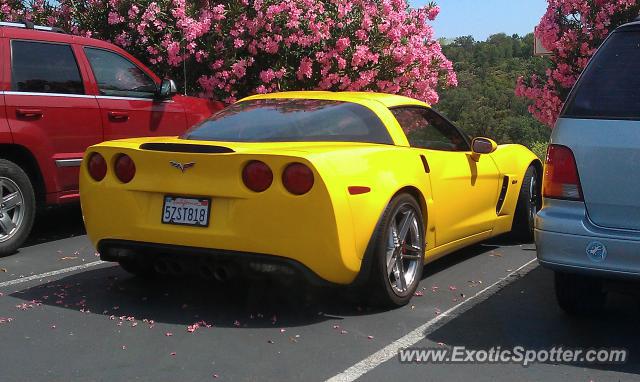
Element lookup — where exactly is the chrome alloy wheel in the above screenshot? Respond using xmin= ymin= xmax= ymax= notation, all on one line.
xmin=0 ymin=177 xmax=25 ymax=243
xmin=385 ymin=203 xmax=423 ymax=295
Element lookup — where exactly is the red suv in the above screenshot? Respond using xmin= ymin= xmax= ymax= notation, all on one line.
xmin=0 ymin=21 xmax=223 ymax=255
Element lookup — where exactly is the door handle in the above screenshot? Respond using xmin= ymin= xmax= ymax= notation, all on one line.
xmin=16 ymin=108 xmax=43 ymax=119
xmin=108 ymin=111 xmax=129 ymax=122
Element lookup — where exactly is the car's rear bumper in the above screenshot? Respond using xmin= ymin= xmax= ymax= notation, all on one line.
xmin=535 ymin=199 xmax=640 ymax=279
xmin=99 ymin=239 xmax=337 ymax=286
xmin=80 ymin=144 xmax=369 ymax=285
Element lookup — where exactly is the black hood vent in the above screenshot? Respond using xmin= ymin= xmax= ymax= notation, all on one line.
xmin=140 ymin=143 xmax=234 ymax=154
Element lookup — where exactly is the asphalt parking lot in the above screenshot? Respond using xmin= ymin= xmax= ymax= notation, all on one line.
xmin=0 ymin=205 xmax=638 ymax=382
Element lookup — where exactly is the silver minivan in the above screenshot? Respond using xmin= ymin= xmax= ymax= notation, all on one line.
xmin=536 ymin=21 xmax=640 ymax=314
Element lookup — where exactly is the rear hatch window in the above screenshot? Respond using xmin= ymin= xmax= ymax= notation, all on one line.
xmin=183 ymin=98 xmax=393 ymax=145
xmin=563 ymin=30 xmax=640 ymax=120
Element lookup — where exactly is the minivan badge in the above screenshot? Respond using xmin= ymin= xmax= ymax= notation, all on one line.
xmin=586 ymin=241 xmax=607 ymax=263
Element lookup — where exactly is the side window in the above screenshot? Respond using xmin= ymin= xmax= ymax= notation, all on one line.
xmin=11 ymin=40 xmax=84 ymax=94
xmin=391 ymin=107 xmax=469 ymax=151
xmin=84 ymin=48 xmax=157 ymax=98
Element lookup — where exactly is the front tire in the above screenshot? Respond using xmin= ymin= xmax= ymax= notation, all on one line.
xmin=555 ymin=271 xmax=606 ymax=315
xmin=368 ymin=193 xmax=425 ymax=307
xmin=512 ymin=165 xmax=541 ymax=242
xmin=0 ymin=160 xmax=36 ymax=256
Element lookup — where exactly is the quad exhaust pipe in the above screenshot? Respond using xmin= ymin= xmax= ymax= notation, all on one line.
xmin=197 ymin=263 xmax=237 ymax=282
xmin=153 ymin=259 xmax=185 ymax=276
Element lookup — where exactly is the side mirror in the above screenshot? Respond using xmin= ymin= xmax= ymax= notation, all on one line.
xmin=471 ymin=137 xmax=497 ymax=155
xmin=157 ymin=79 xmax=177 ymax=99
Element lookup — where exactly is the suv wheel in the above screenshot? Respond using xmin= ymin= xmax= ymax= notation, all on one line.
xmin=555 ymin=271 xmax=606 ymax=315
xmin=0 ymin=160 xmax=36 ymax=256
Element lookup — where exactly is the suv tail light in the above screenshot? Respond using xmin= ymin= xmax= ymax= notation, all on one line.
xmin=242 ymin=160 xmax=273 ymax=192
xmin=87 ymin=152 xmax=107 ymax=181
xmin=114 ymin=154 xmax=136 ymax=183
xmin=543 ymin=144 xmax=583 ymax=201
xmin=282 ymin=163 xmax=314 ymax=195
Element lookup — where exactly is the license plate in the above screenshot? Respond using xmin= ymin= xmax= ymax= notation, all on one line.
xmin=162 ymin=196 xmax=211 ymax=227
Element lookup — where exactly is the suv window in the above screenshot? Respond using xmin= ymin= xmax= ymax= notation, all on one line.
xmin=11 ymin=40 xmax=84 ymax=94
xmin=392 ymin=107 xmax=470 ymax=151
xmin=85 ymin=48 xmax=157 ymax=98
xmin=563 ymin=31 xmax=640 ymax=120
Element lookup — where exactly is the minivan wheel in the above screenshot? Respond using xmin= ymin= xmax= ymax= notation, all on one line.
xmin=368 ymin=193 xmax=424 ymax=307
xmin=512 ymin=165 xmax=540 ymax=242
xmin=554 ymin=271 xmax=606 ymax=315
xmin=0 ymin=160 xmax=36 ymax=256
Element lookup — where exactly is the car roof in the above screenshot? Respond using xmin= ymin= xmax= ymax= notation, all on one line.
xmin=240 ymin=91 xmax=430 ymax=109
xmin=615 ymin=20 xmax=640 ymax=32
xmin=0 ymin=25 xmax=123 ymax=51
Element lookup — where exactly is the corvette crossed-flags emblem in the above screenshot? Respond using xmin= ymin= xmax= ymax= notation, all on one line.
xmin=169 ymin=161 xmax=196 ymax=173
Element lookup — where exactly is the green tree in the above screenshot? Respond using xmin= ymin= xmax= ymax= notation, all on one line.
xmin=437 ymin=33 xmax=550 ymax=153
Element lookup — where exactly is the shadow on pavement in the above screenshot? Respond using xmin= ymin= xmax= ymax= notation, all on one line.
xmin=427 ymin=267 xmax=640 ymax=374
xmin=10 ymin=242 xmax=503 ymax=328
xmin=26 ymin=204 xmax=86 ymax=246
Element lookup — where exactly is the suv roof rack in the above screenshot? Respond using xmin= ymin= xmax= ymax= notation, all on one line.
xmin=0 ymin=20 xmax=66 ymax=34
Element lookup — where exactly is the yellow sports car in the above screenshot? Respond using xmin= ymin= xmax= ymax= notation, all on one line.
xmin=80 ymin=91 xmax=540 ymax=306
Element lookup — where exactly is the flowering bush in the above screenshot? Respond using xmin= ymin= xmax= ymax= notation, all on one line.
xmin=516 ymin=0 xmax=640 ymax=128
xmin=1 ymin=0 xmax=456 ymax=104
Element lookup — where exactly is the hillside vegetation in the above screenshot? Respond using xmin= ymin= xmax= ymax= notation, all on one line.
xmin=436 ymin=33 xmax=551 ymax=158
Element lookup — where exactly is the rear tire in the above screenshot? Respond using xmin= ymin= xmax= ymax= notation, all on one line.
xmin=0 ymin=159 xmax=36 ymax=257
xmin=367 ymin=193 xmax=424 ymax=307
xmin=555 ymin=271 xmax=606 ymax=315
xmin=512 ymin=165 xmax=540 ymax=243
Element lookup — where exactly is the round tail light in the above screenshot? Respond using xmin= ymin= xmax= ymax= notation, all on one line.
xmin=282 ymin=163 xmax=314 ymax=195
xmin=87 ymin=152 xmax=107 ymax=181
xmin=242 ymin=160 xmax=273 ymax=192
xmin=114 ymin=154 xmax=136 ymax=183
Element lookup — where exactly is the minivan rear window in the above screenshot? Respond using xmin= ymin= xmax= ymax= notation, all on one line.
xmin=563 ymin=31 xmax=640 ymax=120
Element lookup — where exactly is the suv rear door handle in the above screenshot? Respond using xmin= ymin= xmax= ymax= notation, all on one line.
xmin=16 ymin=108 xmax=43 ymax=119
xmin=108 ymin=111 xmax=129 ymax=122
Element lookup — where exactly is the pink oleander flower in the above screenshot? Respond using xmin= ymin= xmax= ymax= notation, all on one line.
xmin=517 ymin=0 xmax=640 ymax=127
xmin=11 ymin=0 xmax=454 ymax=105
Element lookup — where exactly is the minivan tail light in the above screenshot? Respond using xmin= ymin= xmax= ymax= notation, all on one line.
xmin=543 ymin=144 xmax=583 ymax=201
xmin=282 ymin=163 xmax=314 ymax=195
xmin=114 ymin=154 xmax=136 ymax=183
xmin=87 ymin=152 xmax=107 ymax=181
xmin=242 ymin=160 xmax=273 ymax=192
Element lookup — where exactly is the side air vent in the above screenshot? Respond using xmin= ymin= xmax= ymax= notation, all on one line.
xmin=496 ymin=175 xmax=509 ymax=214
xmin=139 ymin=143 xmax=234 ymax=154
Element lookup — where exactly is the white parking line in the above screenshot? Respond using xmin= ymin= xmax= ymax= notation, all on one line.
xmin=0 ymin=261 xmax=106 ymax=288
xmin=326 ymin=258 xmax=538 ymax=382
